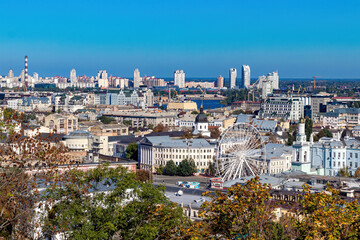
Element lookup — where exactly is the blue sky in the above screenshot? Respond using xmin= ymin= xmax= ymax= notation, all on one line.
xmin=0 ymin=0 xmax=359 ymax=78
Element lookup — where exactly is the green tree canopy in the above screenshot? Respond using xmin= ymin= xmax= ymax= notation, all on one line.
xmin=164 ymin=160 xmax=177 ymax=176
xmin=305 ymin=117 xmax=313 ymax=141
xmin=126 ymin=143 xmax=138 ymax=161
xmin=43 ymin=165 xmax=189 ymax=239
xmin=177 ymin=159 xmax=197 ymax=176
xmin=98 ymin=115 xmax=116 ymax=124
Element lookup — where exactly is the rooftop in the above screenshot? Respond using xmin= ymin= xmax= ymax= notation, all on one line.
xmin=143 ymin=136 xmax=213 ymax=148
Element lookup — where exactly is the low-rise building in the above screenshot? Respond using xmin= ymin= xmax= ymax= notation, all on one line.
xmin=89 ymin=124 xmax=128 ymax=136
xmin=44 ymin=114 xmax=78 ymax=134
xmin=138 ymin=136 xmax=215 ymax=174
xmin=63 ymin=130 xmax=93 ymax=151
xmin=104 ymin=111 xmax=177 ymax=128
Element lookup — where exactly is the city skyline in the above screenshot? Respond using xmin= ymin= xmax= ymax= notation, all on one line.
xmin=1 ymin=0 xmax=360 ymax=78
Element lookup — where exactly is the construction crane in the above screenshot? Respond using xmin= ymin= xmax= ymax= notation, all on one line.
xmin=297 ymin=85 xmax=306 ymax=94
xmin=312 ymin=76 xmax=321 ymax=89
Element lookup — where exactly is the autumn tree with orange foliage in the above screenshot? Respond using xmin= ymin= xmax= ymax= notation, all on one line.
xmin=295 ymin=185 xmax=360 ymax=240
xmin=0 ymin=111 xmax=69 ymax=238
xmin=183 ymin=177 xmax=277 ymax=239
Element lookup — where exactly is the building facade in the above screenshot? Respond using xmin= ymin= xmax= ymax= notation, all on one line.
xmin=229 ymin=68 xmax=237 ymax=89
xmin=133 ymin=68 xmax=141 ymax=88
xmin=44 ymin=114 xmax=78 ymax=134
xmin=260 ymin=96 xmax=304 ymax=121
xmin=241 ymin=65 xmax=250 ymax=89
xmin=138 ymin=136 xmax=215 ymax=174
xmin=174 ymin=70 xmax=185 ymax=88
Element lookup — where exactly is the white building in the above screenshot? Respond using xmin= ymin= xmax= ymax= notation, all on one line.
xmin=260 ymin=96 xmax=304 ymax=121
xmin=261 ymin=78 xmax=273 ymax=99
xmin=7 ymin=99 xmax=21 ymax=110
xmin=138 ymin=136 xmax=215 ymax=174
xmin=134 ymin=68 xmax=141 ymax=88
xmin=229 ymin=68 xmax=237 ymax=89
xmin=8 ymin=69 xmax=14 ymax=78
xmin=70 ymin=68 xmax=77 ymax=83
xmin=174 ymin=70 xmax=185 ymax=88
xmin=241 ymin=65 xmax=250 ymax=89
xmin=322 ymin=108 xmax=360 ymax=129
xmin=97 ymin=70 xmax=109 ymax=88
xmin=267 ymin=71 xmax=279 ymax=90
xmin=192 ymin=106 xmax=211 ymax=137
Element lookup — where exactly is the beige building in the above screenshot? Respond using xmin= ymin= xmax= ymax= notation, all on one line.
xmin=167 ymin=101 xmax=198 ymax=111
xmin=104 ymin=111 xmax=177 ymax=128
xmin=44 ymin=114 xmax=78 ymax=134
xmin=89 ymin=124 xmax=128 ymax=136
xmin=63 ymin=130 xmax=93 ymax=152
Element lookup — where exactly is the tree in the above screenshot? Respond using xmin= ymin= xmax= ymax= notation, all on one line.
xmin=295 ymin=185 xmax=360 ymax=240
xmin=2 ymin=108 xmax=17 ymax=120
xmin=355 ymin=167 xmax=360 ymax=178
xmin=232 ymin=109 xmax=245 ymax=115
xmin=136 ymin=169 xmax=151 ymax=182
xmin=42 ymin=164 xmax=189 ymax=239
xmin=182 ymin=130 xmax=194 ymax=139
xmin=191 ymin=111 xmax=199 ymax=115
xmin=98 ymin=115 xmax=116 ymax=124
xmin=314 ymin=129 xmax=333 ymax=141
xmin=22 ymin=113 xmax=36 ymax=123
xmin=126 ymin=143 xmax=138 ymax=161
xmin=156 ymin=164 xmax=164 ymax=175
xmin=177 ymin=159 xmax=197 ymax=176
xmin=206 ymin=161 xmax=216 ymax=176
xmin=339 ymin=166 xmax=350 ymax=177
xmin=164 ymin=160 xmax=177 ymax=176
xmin=122 ymin=120 xmax=132 ymax=126
xmin=188 ymin=177 xmax=275 ymax=239
xmin=147 ymin=124 xmax=154 ymax=129
xmin=0 ymin=112 xmax=69 ymax=238
xmin=305 ymin=118 xmax=313 ymax=141
xmin=210 ymin=127 xmax=221 ymax=139
xmin=153 ymin=124 xmax=169 ymax=133
xmin=268 ymin=132 xmax=278 ymax=143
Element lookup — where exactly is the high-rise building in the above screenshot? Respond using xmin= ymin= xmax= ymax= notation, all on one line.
xmin=70 ymin=69 xmax=77 ymax=83
xmin=174 ymin=70 xmax=185 ymax=88
xmin=33 ymin=72 xmax=39 ymax=82
xmin=134 ymin=68 xmax=141 ymax=88
xmin=20 ymin=70 xmax=25 ymax=82
xmin=8 ymin=69 xmax=14 ymax=78
xmin=261 ymin=79 xmax=273 ymax=99
xmin=97 ymin=70 xmax=108 ymax=80
xmin=267 ymin=71 xmax=279 ymax=89
xmin=229 ymin=68 xmax=237 ymax=89
xmin=97 ymin=70 xmax=108 ymax=88
xmin=216 ymin=75 xmax=224 ymax=88
xmin=241 ymin=65 xmax=250 ymax=89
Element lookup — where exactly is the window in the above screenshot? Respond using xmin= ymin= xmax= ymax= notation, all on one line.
xmin=350 ymin=153 xmax=353 ymax=158
xmin=356 ymin=153 xmax=358 ymax=158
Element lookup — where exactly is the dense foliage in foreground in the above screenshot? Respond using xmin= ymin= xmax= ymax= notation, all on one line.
xmin=37 ymin=166 xmax=360 ymax=240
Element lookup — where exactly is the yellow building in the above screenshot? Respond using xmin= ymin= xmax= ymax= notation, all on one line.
xmin=167 ymin=101 xmax=197 ymax=111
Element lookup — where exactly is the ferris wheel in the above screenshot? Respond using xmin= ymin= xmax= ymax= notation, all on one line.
xmin=216 ymin=123 xmax=266 ymax=182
